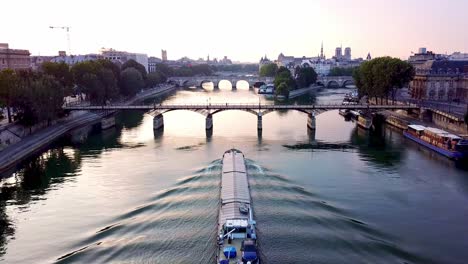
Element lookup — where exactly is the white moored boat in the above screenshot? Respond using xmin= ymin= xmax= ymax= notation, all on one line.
xmin=217 ymin=149 xmax=259 ymax=264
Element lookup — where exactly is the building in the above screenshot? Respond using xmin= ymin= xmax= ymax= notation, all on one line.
xmin=410 ymin=60 xmax=468 ymax=103
xmin=101 ymin=48 xmax=149 ymax=72
xmin=366 ymin=53 xmax=372 ymax=60
xmin=344 ymin=47 xmax=351 ymax=61
xmin=408 ymin=48 xmax=447 ymax=69
xmin=51 ymin=52 xmax=103 ymax=65
xmin=30 ymin=55 xmax=54 ymax=70
xmin=0 ymin=43 xmax=31 ymax=70
xmin=449 ymin=52 xmax=468 ymax=61
xmin=259 ymin=55 xmax=273 ymax=71
xmin=301 ymin=59 xmax=332 ymax=76
xmin=335 ymin=47 xmax=343 ymax=60
xmin=161 ymin=50 xmax=167 ymax=62
xmin=148 ymin=57 xmax=162 ymax=73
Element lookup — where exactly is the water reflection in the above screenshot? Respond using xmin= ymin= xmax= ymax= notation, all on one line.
xmin=0 ymin=87 xmax=467 ymax=263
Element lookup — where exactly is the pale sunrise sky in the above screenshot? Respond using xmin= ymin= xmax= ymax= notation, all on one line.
xmin=1 ymin=0 xmax=467 ymax=62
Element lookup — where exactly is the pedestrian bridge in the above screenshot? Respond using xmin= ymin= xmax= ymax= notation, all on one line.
xmin=64 ymin=103 xmax=419 ymax=131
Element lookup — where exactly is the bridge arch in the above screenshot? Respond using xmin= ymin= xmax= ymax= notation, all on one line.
xmin=327 ymin=80 xmax=340 ymax=88
xmin=235 ymin=80 xmax=250 ymax=90
xmin=342 ymin=79 xmax=355 ymax=88
xmin=217 ymin=80 xmax=234 ymax=90
xmin=211 ymin=108 xmax=259 ymax=116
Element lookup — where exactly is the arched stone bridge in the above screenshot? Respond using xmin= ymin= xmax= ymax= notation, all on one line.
xmin=167 ymin=76 xmax=274 ymax=88
xmin=317 ymin=76 xmax=355 ymax=88
xmin=167 ymin=75 xmax=354 ymax=89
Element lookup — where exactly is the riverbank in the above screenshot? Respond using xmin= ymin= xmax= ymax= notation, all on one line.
xmin=0 ymin=85 xmax=177 ymax=174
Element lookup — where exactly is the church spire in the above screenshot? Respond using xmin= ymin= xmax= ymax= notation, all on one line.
xmin=320 ymin=41 xmax=324 ymax=59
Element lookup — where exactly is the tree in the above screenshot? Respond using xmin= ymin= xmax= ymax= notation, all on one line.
xmin=120 ymin=68 xmax=144 ymax=96
xmin=274 ymin=67 xmax=296 ymax=90
xmin=465 ymin=111 xmax=468 ymax=126
xmin=275 ymin=82 xmax=290 ymax=97
xmin=259 ymin=63 xmax=278 ymax=77
xmin=41 ymin=62 xmax=73 ymax=90
xmin=71 ymin=61 xmax=120 ymax=104
xmin=0 ymin=69 xmax=19 ymax=123
xmin=353 ymin=57 xmax=414 ymax=103
xmin=155 ymin=63 xmax=175 ymax=77
xmin=121 ymin=59 xmax=147 ymax=81
xmin=328 ymin=67 xmax=356 ymax=76
xmin=147 ymin=72 xmax=167 ymax=87
xmin=13 ymin=73 xmax=64 ymax=126
xmin=296 ymin=67 xmax=317 ymax=88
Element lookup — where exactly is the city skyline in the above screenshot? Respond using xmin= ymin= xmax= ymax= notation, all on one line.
xmin=1 ymin=0 xmax=468 ymax=62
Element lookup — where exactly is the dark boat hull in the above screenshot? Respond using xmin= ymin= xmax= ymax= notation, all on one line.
xmin=403 ymin=131 xmax=465 ymax=160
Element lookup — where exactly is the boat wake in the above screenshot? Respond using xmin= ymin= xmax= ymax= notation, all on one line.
xmin=245 ymin=161 xmax=433 ymax=264
xmin=55 ymin=159 xmax=432 ymax=264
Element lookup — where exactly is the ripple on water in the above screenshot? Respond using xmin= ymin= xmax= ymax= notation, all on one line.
xmin=56 ymin=160 xmax=432 ymax=264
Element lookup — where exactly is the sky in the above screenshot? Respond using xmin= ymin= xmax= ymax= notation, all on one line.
xmin=1 ymin=0 xmax=467 ymax=62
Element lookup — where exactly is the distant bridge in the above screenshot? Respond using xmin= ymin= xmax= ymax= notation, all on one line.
xmin=167 ymin=75 xmax=354 ymax=89
xmin=317 ymin=76 xmax=354 ymax=88
xmin=64 ymin=103 xmax=419 ymax=131
xmin=167 ymin=76 xmax=274 ymax=88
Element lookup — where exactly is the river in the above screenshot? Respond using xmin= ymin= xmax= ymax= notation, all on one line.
xmin=0 ymin=82 xmax=467 ymax=264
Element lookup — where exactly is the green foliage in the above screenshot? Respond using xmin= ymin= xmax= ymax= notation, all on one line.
xmin=120 ymin=68 xmax=144 ymax=96
xmin=71 ymin=60 xmax=120 ymax=104
xmin=274 ymin=67 xmax=296 ymax=90
xmin=212 ymin=64 xmax=258 ymax=73
xmin=12 ymin=72 xmax=64 ymax=126
xmin=41 ymin=62 xmax=73 ymax=90
xmin=147 ymin=72 xmax=167 ymax=87
xmin=155 ymin=63 xmax=175 ymax=77
xmin=296 ymin=67 xmax=318 ymax=88
xmin=259 ymin=63 xmax=278 ymax=77
xmin=122 ymin=59 xmax=147 ymax=81
xmin=328 ymin=67 xmax=356 ymax=76
xmin=0 ymin=69 xmax=19 ymax=122
xmin=275 ymin=82 xmax=290 ymax=97
xmin=353 ymin=57 xmax=415 ymax=101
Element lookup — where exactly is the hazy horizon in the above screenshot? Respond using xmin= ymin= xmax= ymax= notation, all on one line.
xmin=1 ymin=0 xmax=467 ymax=62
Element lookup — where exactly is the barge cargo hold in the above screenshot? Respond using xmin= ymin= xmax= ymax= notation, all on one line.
xmin=217 ymin=149 xmax=259 ymax=264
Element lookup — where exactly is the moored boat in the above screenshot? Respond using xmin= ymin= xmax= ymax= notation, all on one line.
xmin=217 ymin=149 xmax=259 ymax=264
xmin=357 ymin=115 xmax=373 ymax=130
xmin=404 ymin=125 xmax=468 ymax=160
xmin=386 ymin=115 xmax=409 ymax=130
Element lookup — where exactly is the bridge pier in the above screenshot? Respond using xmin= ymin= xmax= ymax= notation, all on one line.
xmin=206 ymin=113 xmax=213 ymax=130
xmin=257 ymin=112 xmax=262 ymax=130
xmin=101 ymin=115 xmax=116 ymax=130
xmin=153 ymin=114 xmax=164 ymax=130
xmin=307 ymin=112 xmax=316 ymax=130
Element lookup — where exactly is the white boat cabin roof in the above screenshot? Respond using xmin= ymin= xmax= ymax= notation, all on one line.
xmin=408 ymin=124 xmax=426 ymax=131
xmin=219 ymin=150 xmax=251 ymax=227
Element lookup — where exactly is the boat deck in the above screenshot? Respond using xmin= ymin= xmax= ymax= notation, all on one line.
xmin=217 ymin=150 xmax=257 ymax=264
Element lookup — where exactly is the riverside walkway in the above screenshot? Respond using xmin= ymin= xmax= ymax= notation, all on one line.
xmin=0 ymin=86 xmax=177 ymax=173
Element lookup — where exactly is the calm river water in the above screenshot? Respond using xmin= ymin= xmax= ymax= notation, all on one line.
xmin=1 ymin=82 xmax=467 ymax=264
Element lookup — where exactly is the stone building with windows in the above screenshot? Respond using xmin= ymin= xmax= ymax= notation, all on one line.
xmin=410 ymin=60 xmax=468 ymax=103
xmin=0 ymin=43 xmax=31 ymax=70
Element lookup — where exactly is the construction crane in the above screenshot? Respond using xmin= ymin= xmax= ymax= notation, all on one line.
xmin=49 ymin=26 xmax=71 ymax=55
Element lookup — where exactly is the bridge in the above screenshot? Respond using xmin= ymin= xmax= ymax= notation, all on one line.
xmin=64 ymin=103 xmax=419 ymax=132
xmin=317 ymin=76 xmax=354 ymax=88
xmin=167 ymin=75 xmax=354 ymax=89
